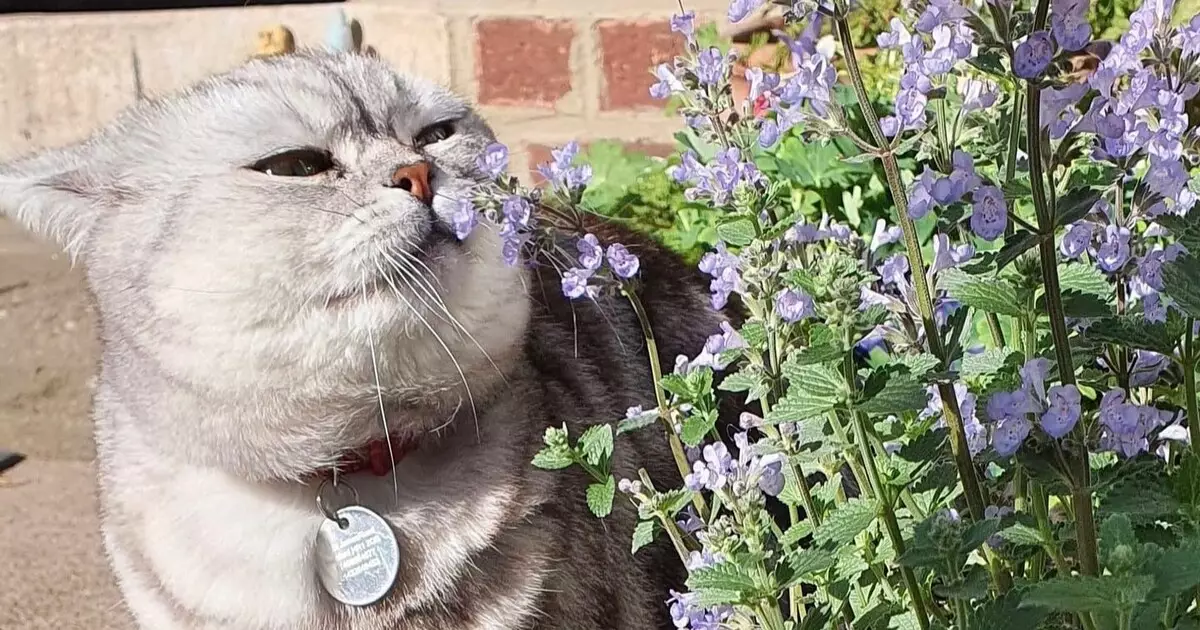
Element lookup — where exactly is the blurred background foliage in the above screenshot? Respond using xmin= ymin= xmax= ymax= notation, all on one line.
xmin=580 ymin=0 xmax=1192 ymax=262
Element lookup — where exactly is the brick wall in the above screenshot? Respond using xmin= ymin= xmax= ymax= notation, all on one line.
xmin=0 ymin=0 xmax=733 ymax=179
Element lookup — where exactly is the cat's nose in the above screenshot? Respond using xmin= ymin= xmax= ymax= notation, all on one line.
xmin=389 ymin=162 xmax=433 ymax=206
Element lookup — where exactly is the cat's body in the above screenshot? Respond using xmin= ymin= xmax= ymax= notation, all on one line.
xmin=0 ymin=52 xmax=731 ymax=629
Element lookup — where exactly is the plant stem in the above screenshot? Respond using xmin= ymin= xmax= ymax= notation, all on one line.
xmin=1186 ymin=319 xmax=1200 ymax=451
xmin=757 ymin=600 xmax=788 ymax=630
xmin=1025 ymin=83 xmax=1100 ymax=579
xmin=843 ymin=337 xmax=932 ymax=630
xmin=834 ymin=15 xmax=992 ymax=528
xmin=624 ymin=289 xmax=708 ymax=518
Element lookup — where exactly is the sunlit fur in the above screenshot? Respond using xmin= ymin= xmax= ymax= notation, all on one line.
xmin=0 ymin=52 xmax=735 ymax=629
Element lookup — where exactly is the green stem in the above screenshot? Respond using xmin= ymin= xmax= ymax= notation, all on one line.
xmin=757 ymin=600 xmax=788 ymax=630
xmin=659 ymin=512 xmax=692 ymax=565
xmin=1185 ymin=319 xmax=1199 ymax=451
xmin=1026 ymin=80 xmax=1100 ymax=580
xmin=833 ymin=13 xmax=990 ymax=527
xmin=624 ymin=289 xmax=708 ymax=518
xmin=844 ymin=339 xmax=932 ymax=630
xmin=1030 ymin=482 xmax=1066 ymax=571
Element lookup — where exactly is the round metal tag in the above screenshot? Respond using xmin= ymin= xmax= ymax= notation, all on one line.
xmin=315 ymin=505 xmax=400 ymax=607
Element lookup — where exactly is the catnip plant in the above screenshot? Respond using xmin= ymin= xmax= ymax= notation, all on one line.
xmin=454 ymin=0 xmax=1200 ymax=627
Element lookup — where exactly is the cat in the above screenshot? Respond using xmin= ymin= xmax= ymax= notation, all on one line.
xmin=0 ymin=51 xmax=742 ymax=629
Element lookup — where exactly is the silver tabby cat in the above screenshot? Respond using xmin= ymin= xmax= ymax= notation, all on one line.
xmin=0 ymin=52 xmax=736 ymax=628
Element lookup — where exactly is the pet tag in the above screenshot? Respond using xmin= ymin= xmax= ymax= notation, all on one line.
xmin=314 ymin=481 xmax=400 ymax=607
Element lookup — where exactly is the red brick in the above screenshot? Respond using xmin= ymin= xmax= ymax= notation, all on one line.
xmin=598 ymin=20 xmax=684 ymax=111
xmin=623 ymin=141 xmax=676 ymax=158
xmin=476 ymin=19 xmax=574 ymax=107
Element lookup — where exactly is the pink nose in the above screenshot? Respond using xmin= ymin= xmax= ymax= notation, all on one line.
xmin=390 ymin=162 xmax=432 ymax=206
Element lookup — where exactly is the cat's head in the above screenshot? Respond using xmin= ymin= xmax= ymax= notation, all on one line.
xmin=0 ymin=52 xmax=529 ymax=476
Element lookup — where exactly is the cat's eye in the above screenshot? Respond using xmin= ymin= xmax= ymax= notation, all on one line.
xmin=250 ymin=149 xmax=335 ymax=177
xmin=414 ymin=122 xmax=456 ymax=148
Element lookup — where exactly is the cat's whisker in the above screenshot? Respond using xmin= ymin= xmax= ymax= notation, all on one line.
xmin=363 ymin=268 xmax=401 ymax=502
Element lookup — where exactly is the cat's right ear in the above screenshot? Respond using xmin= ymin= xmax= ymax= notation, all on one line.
xmin=0 ymin=141 xmax=111 ymax=261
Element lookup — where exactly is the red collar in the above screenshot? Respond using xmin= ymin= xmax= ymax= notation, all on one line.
xmin=330 ymin=434 xmax=418 ymax=477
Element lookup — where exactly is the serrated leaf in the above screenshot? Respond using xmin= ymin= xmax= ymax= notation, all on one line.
xmin=532 ymin=448 xmax=575 ymax=470
xmin=766 ymin=391 xmax=839 ymax=424
xmin=1057 ymin=291 xmax=1113 ymax=319
xmin=1057 ymin=263 xmax=1111 ymax=298
xmin=716 ymin=218 xmax=756 ymax=247
xmin=1054 ymin=186 xmax=1103 ymax=228
xmin=1157 ymin=214 xmax=1200 ymax=253
xmin=660 ymin=489 xmax=696 ymax=516
xmin=939 ymin=269 xmax=1025 ymax=317
xmin=814 ymin=498 xmax=877 ymax=547
xmin=857 ymin=370 xmax=930 ymax=415
xmin=689 ymin=588 xmax=744 ymax=607
xmin=687 ymin=562 xmax=759 ymax=594
xmin=660 ymin=373 xmax=692 ymax=399
xmin=961 ymin=518 xmax=1002 ymax=552
xmin=962 ymin=347 xmax=1018 ymax=376
xmin=740 ymin=322 xmax=767 ymax=346
xmin=631 ymin=519 xmax=658 ymax=554
xmin=996 ymin=230 xmax=1040 ymax=270
xmin=1020 ymin=575 xmax=1153 ymax=613
xmin=785 ymin=549 xmax=835 ymax=578
xmin=854 ymin=603 xmax=903 ymax=630
xmin=717 ymin=368 xmax=758 ymax=393
xmin=1163 ymin=254 xmax=1200 ymax=318
xmin=616 ymin=409 xmax=659 ymax=435
xmin=1100 ymin=473 xmax=1181 ymax=520
xmin=1145 ymin=539 xmax=1200 ymax=600
xmin=680 ymin=410 xmax=718 ymax=446
xmin=782 ymin=363 xmax=846 ymax=399
xmin=578 ymin=424 xmax=614 ymax=466
xmin=586 ymin=475 xmax=615 ymax=518
xmin=1085 ymin=316 xmax=1181 ymax=355
xmin=790 ymin=342 xmax=846 ymax=366
xmin=998 ymin=523 xmax=1044 ymax=547
xmin=894 ymin=352 xmax=940 ymax=376
xmin=781 ymin=521 xmax=814 ymax=546
xmin=973 ymin=590 xmax=1049 ymax=630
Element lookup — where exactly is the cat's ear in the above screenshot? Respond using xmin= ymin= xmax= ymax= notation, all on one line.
xmin=0 ymin=141 xmax=112 ymax=260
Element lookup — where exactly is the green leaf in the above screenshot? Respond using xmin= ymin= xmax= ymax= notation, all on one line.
xmin=687 ymin=562 xmax=759 ymax=595
xmin=660 ymin=489 xmax=695 ymax=516
xmin=767 ymin=391 xmax=839 ymax=424
xmin=789 ymin=342 xmax=846 ymax=366
xmin=995 ymin=230 xmax=1040 ymax=270
xmin=814 ymin=498 xmax=877 ymax=547
xmin=680 ymin=410 xmax=718 ymax=446
xmin=578 ymin=424 xmax=614 ymax=466
xmin=716 ymin=218 xmax=756 ymax=247
xmin=1145 ymin=539 xmax=1200 ymax=600
xmin=1085 ymin=316 xmax=1181 ymax=355
xmin=857 ymin=370 xmax=930 ymax=415
xmin=1057 ymin=263 xmax=1112 ymax=298
xmin=939 ymin=269 xmax=1025 ymax=317
xmin=740 ymin=322 xmax=767 ymax=347
xmin=616 ymin=409 xmax=659 ymax=435
xmin=1020 ymin=575 xmax=1153 ymax=613
xmin=1057 ymin=291 xmax=1113 ymax=319
xmin=781 ymin=521 xmax=814 ymax=546
xmin=961 ymin=347 xmax=1018 ymax=377
xmin=631 ymin=519 xmax=658 ymax=554
xmin=531 ymin=447 xmax=575 ymax=470
xmin=1163 ymin=253 xmax=1200 ymax=319
xmin=894 ymin=353 xmax=941 ymax=376
xmin=1157 ymin=214 xmax=1200 ymax=253
xmin=973 ymin=591 xmax=1049 ymax=630
xmin=1054 ymin=186 xmax=1103 ymax=228
xmin=782 ymin=363 xmax=846 ymax=399
xmin=779 ymin=549 xmax=836 ymax=589
xmin=586 ymin=475 xmax=615 ymax=518
xmin=998 ymin=523 xmax=1045 ymax=547
xmin=717 ymin=368 xmax=759 ymax=393
xmin=659 ymin=373 xmax=692 ymax=399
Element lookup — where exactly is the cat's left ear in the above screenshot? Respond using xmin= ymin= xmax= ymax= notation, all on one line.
xmin=0 ymin=140 xmax=114 ymax=261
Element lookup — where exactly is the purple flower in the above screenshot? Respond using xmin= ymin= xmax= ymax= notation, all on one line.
xmin=1051 ymin=0 xmax=1091 ymax=51
xmin=877 ymin=18 xmax=912 ymax=48
xmin=1138 ymin=244 xmax=1184 ymax=292
xmin=993 ymin=416 xmax=1031 ymax=456
xmin=1013 ymin=31 xmax=1055 ymax=79
xmin=502 ymin=195 xmax=532 ymax=229
xmin=670 ymin=10 xmax=696 ymax=42
xmin=915 ymin=0 xmax=972 ymax=32
xmin=1175 ymin=14 xmax=1200 ymax=57
xmin=476 ymin=143 xmax=509 ymax=179
xmin=775 ymin=288 xmax=815 ymax=323
xmin=451 ymin=197 xmax=478 ymax=240
xmin=567 ymin=234 xmax=601 ymax=272
xmin=699 ymin=242 xmax=741 ymax=310
xmin=758 ymin=119 xmax=781 ymax=148
xmin=536 ymin=141 xmax=592 ymax=190
xmin=1041 ymin=384 xmax=1081 ymax=438
xmin=650 ymin=63 xmax=684 ymax=100
xmin=727 ymin=0 xmax=765 ymax=23
xmin=606 ymin=244 xmax=640 ymax=278
xmin=1020 ymin=357 xmax=1052 ymax=401
xmin=879 ymin=254 xmax=911 ymax=288
xmin=962 ymin=394 xmax=989 ymax=457
xmin=1130 ymin=350 xmax=1169 ymax=387
xmin=564 ymin=264 xmax=597 ymax=296
xmin=757 ymin=458 xmax=785 ymax=496
xmin=746 ymin=67 xmax=781 ymax=102
xmin=696 ymin=47 xmax=726 ymax=86
xmin=870 ymin=219 xmax=904 ymax=252
xmin=1096 ymin=225 xmax=1132 ymax=273
xmin=931 ymin=233 xmax=974 ymax=274
xmin=958 ymin=77 xmax=998 ymax=112
xmin=1143 ymin=292 xmax=1167 ymax=323
xmin=971 ymin=185 xmax=1008 ymax=241
xmin=502 ymin=234 xmax=524 ymax=266
xmin=676 ymin=506 xmax=703 ymax=534
xmin=1099 ymin=389 xmax=1140 ymax=434
xmin=909 ymin=167 xmax=937 ymax=219
xmin=987 ymin=389 xmax=1034 ymax=422
xmin=617 ymin=478 xmax=642 ymax=495
xmin=1060 ymin=222 xmax=1093 ymax=259
xmin=691 ymin=322 xmax=747 ymax=371
xmin=894 ymin=88 xmax=929 ymax=133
